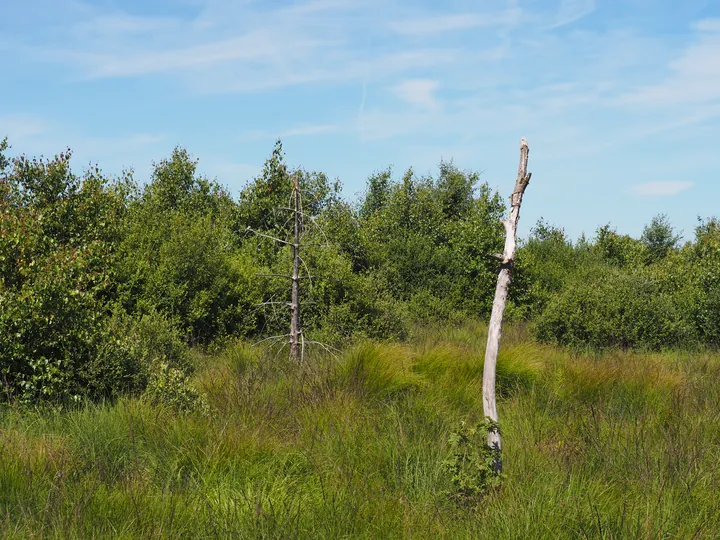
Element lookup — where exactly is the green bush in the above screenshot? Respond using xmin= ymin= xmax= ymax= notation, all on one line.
xmin=342 ymin=163 xmax=505 ymax=320
xmin=90 ymin=307 xmax=191 ymax=397
xmin=640 ymin=214 xmax=680 ymax=264
xmin=117 ymin=148 xmax=262 ymax=345
xmin=593 ymin=223 xmax=645 ymax=267
xmin=321 ymin=279 xmax=413 ymax=342
xmin=0 ymin=149 xmax=131 ymax=403
xmin=534 ymin=266 xmax=694 ymax=350
xmin=442 ymin=420 xmax=503 ymax=504
xmin=691 ymin=218 xmax=720 ymax=346
xmin=143 ymin=361 xmax=210 ymax=415
xmin=511 ymin=219 xmax=583 ymax=319
xmin=0 ymin=145 xmax=193 ymax=403
xmin=3 ymin=135 xmax=718 ymax=408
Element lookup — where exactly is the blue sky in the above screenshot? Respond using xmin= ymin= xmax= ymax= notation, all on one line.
xmin=2 ymin=0 xmax=719 ymax=240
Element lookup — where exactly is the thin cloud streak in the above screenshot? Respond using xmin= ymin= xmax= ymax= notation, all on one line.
xmin=0 ymin=114 xmax=50 ymax=140
xmin=546 ymin=0 xmax=596 ymax=29
xmin=631 ymin=181 xmax=694 ymax=197
xmin=392 ymin=79 xmax=440 ymax=110
xmin=617 ymin=19 xmax=720 ymax=106
xmin=238 ymin=124 xmax=340 ymax=142
xmin=388 ymin=10 xmax=522 ymax=35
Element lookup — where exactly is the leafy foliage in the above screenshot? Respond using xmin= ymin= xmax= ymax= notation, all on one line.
xmin=691 ymin=217 xmax=720 ymax=345
xmin=593 ymin=223 xmax=644 ymax=267
xmin=116 ymin=147 xmax=260 ymax=345
xmin=511 ymin=219 xmax=582 ymax=319
xmin=534 ymin=266 xmax=694 ymax=350
xmin=345 ymin=162 xmax=506 ymax=319
xmin=641 ymin=213 xmax=680 ymax=264
xmin=442 ymin=420 xmax=503 ymax=504
xmin=2 ymin=135 xmax=720 ymax=404
xmin=0 ymin=150 xmax=130 ymax=402
xmin=143 ymin=361 xmax=210 ymax=415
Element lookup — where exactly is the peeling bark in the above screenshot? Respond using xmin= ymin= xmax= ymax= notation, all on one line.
xmin=482 ymin=137 xmax=532 ymax=472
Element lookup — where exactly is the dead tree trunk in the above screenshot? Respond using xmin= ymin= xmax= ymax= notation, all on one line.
xmin=248 ymin=170 xmax=334 ymax=362
xmin=482 ymin=137 xmax=531 ymax=472
xmin=289 ymin=173 xmax=302 ymax=361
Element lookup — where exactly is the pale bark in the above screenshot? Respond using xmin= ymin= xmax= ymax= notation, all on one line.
xmin=482 ymin=137 xmax=531 ymax=472
xmin=289 ymin=174 xmax=302 ymax=361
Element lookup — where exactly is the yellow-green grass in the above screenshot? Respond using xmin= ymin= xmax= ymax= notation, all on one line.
xmin=2 ymin=322 xmax=719 ymax=538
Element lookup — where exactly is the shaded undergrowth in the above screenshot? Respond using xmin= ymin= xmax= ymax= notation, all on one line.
xmin=2 ymin=322 xmax=720 ymax=538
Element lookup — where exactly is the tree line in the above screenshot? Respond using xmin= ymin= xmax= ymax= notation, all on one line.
xmin=1 ymin=137 xmax=718 ymax=404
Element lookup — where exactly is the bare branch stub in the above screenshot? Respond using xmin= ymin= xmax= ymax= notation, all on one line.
xmin=509 ymin=138 xmax=532 ymax=208
xmin=246 ymin=228 xmax=295 ymax=246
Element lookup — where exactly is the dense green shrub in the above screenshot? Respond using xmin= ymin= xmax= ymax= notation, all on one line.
xmin=593 ymin=223 xmax=645 ymax=267
xmin=640 ymin=213 xmax=680 ymax=264
xmin=96 ymin=307 xmax=192 ymax=394
xmin=0 ymin=145 xmax=194 ymax=403
xmin=0 ymin=148 xmax=130 ymax=403
xmin=691 ymin=218 xmax=720 ymax=345
xmin=346 ymin=163 xmax=505 ymax=318
xmin=511 ymin=219 xmax=586 ymax=319
xmin=143 ymin=361 xmax=210 ymax=415
xmin=234 ymin=140 xmax=341 ymax=263
xmin=117 ymin=148 xmax=262 ymax=345
xmin=235 ymin=149 xmax=506 ymax=343
xmin=534 ymin=265 xmax=694 ymax=350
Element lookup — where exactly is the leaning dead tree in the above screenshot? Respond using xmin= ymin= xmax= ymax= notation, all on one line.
xmin=482 ymin=137 xmax=532 ymax=472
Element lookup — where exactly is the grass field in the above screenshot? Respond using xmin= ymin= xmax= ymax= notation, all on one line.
xmin=2 ymin=323 xmax=720 ymax=538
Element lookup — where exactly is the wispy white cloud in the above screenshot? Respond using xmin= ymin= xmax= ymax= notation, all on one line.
xmin=388 ymin=10 xmax=522 ymax=36
xmin=547 ymin=0 xmax=596 ymax=29
xmin=56 ymin=32 xmax=330 ymax=79
xmin=631 ymin=181 xmax=694 ymax=197
xmin=618 ymin=19 xmax=720 ymax=106
xmin=347 ymin=15 xmax=720 ymax=161
xmin=73 ymin=13 xmax=179 ymax=38
xmin=3 ymin=0 xmax=717 ymax=172
xmin=239 ymin=124 xmax=339 ymax=142
xmin=273 ymin=0 xmax=361 ymax=16
xmin=392 ymin=79 xmax=440 ymax=110
xmin=695 ymin=19 xmax=720 ymax=32
xmin=186 ymin=48 xmax=463 ymax=94
xmin=4 ymin=0 xmax=489 ymax=96
xmin=0 ymin=114 xmax=50 ymax=141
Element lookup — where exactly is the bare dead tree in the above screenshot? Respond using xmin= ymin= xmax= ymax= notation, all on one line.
xmin=289 ymin=173 xmax=301 ymax=361
xmin=247 ymin=170 xmax=333 ymax=362
xmin=482 ymin=137 xmax=532 ymax=472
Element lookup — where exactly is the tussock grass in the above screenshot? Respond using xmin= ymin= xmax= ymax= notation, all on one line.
xmin=339 ymin=342 xmax=426 ymax=399
xmin=2 ymin=323 xmax=720 ymax=538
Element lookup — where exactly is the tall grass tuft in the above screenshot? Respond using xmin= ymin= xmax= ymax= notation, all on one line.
xmin=338 ymin=342 xmax=426 ymax=400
